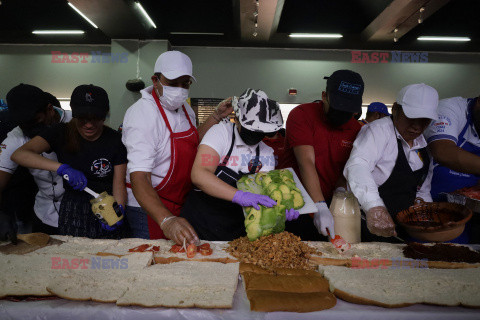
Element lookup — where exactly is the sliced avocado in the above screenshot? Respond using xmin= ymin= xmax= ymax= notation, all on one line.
xmin=266 ymin=183 xmax=278 ymax=194
xmin=279 ymin=169 xmax=294 ymax=179
xmin=244 ymin=207 xmax=261 ymax=227
xmin=278 ymin=184 xmax=290 ymax=195
xmin=270 ymin=190 xmax=283 ymax=203
xmin=255 ymin=172 xmax=266 ymax=185
xmin=237 ymin=175 xmax=248 ymax=184
xmin=283 ymin=192 xmax=293 ymax=201
xmin=260 ymin=207 xmax=277 ymax=230
xmin=285 ymin=181 xmax=301 ymax=192
xmin=261 ymin=175 xmax=273 ymax=187
xmin=282 ymin=198 xmax=294 ymax=209
xmin=292 ymin=190 xmax=305 ymax=209
xmin=246 ymin=222 xmax=262 ymax=241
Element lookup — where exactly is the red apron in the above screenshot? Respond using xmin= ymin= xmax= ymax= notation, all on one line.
xmin=128 ymin=90 xmax=199 ymax=239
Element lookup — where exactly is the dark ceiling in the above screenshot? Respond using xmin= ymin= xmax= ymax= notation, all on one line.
xmin=0 ymin=0 xmax=479 ymax=52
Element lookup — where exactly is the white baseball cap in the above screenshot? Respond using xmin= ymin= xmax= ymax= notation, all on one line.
xmin=396 ymin=83 xmax=438 ymax=120
xmin=154 ymin=51 xmax=196 ymax=82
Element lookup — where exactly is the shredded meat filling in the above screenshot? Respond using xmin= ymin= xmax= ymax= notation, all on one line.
xmin=227 ymin=232 xmax=320 ymax=270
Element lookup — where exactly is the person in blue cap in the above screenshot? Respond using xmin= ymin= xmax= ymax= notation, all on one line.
xmin=359 ymin=102 xmax=390 ymax=125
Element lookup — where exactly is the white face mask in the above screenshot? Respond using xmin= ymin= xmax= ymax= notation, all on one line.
xmin=156 ymin=84 xmax=189 ymax=111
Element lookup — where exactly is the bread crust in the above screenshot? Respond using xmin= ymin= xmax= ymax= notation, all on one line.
xmin=333 ymin=288 xmax=414 ymax=308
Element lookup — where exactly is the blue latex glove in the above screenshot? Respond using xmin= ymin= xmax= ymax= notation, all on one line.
xmin=285 ymin=208 xmax=300 ymax=221
xmin=101 ymin=218 xmax=123 ymax=231
xmin=232 ymin=190 xmax=276 ymax=210
xmin=57 ymin=164 xmax=88 ymax=191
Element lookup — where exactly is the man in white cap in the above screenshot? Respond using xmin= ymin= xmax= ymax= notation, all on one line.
xmin=122 ymin=51 xmax=232 ymax=243
xmin=344 ymin=83 xmax=438 ymax=241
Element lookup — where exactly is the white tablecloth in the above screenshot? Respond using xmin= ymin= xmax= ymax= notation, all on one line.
xmin=1 ymin=277 xmax=480 ymax=320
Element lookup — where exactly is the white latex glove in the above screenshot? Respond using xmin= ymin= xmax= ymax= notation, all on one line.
xmin=314 ymin=202 xmax=335 ymax=238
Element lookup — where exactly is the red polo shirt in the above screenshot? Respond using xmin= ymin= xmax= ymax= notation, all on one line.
xmin=279 ymin=101 xmax=361 ymax=202
xmin=263 ymin=134 xmax=286 ymax=168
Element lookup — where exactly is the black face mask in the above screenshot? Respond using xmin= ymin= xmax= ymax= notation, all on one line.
xmin=239 ymin=126 xmax=266 ymax=145
xmin=20 ymin=123 xmax=49 ymax=139
xmin=326 ymin=107 xmax=353 ymax=127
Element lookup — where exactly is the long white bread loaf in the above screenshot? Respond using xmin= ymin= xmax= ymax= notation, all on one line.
xmin=319 ymin=265 xmax=480 ymax=308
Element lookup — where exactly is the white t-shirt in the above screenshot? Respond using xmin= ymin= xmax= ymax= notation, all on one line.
xmin=344 ymin=116 xmax=433 ymax=212
xmin=201 ymin=122 xmax=275 ymax=174
xmin=0 ymin=108 xmax=72 ymax=227
xmin=122 ymin=85 xmax=196 ymax=207
xmin=424 ymin=97 xmax=480 ymax=148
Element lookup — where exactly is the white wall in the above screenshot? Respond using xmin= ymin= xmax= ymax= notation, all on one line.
xmin=178 ymin=46 xmax=480 ymax=106
xmin=1 ymin=43 xmax=479 ymax=128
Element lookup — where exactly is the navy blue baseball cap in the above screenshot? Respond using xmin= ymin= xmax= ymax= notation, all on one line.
xmin=367 ymin=102 xmax=390 ymax=115
xmin=70 ymin=84 xmax=109 ymax=119
xmin=324 ymin=70 xmax=364 ymax=113
xmin=6 ymin=84 xmax=49 ymax=124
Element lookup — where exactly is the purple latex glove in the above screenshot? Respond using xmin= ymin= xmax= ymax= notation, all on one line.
xmin=232 ymin=190 xmax=276 ymax=210
xmin=58 ymin=164 xmax=88 ymax=191
xmin=285 ymin=208 xmax=300 ymax=221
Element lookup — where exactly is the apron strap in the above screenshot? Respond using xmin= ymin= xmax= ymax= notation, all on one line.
xmin=248 ymin=145 xmax=261 ymax=174
xmin=220 ymin=123 xmax=236 ymax=167
xmin=152 ymin=88 xmax=173 ymax=134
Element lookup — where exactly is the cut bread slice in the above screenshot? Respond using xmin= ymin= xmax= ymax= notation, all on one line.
xmin=0 ymin=253 xmax=89 ymax=298
xmin=47 ymin=270 xmax=135 ymax=303
xmin=309 ymin=242 xmax=480 ymax=269
xmin=116 ymin=261 xmax=239 ymax=308
xmin=153 ymin=241 xmax=238 ymax=263
xmin=307 ymin=241 xmax=405 ymax=260
xmin=46 ymin=252 xmax=153 ymax=303
xmin=319 ymin=265 xmax=480 ymax=308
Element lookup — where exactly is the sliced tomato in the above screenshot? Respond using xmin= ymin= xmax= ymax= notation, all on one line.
xmin=151 ymin=246 xmax=160 ymax=252
xmin=199 ymin=243 xmax=211 ymax=250
xmin=200 ymin=247 xmax=213 ymax=256
xmin=186 ymin=243 xmax=196 ymax=258
xmin=128 ymin=244 xmax=150 ymax=252
xmin=169 ymin=244 xmax=182 ymax=253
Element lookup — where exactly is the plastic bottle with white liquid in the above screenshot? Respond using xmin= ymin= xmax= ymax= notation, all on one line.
xmin=329 ymin=189 xmax=361 ymax=243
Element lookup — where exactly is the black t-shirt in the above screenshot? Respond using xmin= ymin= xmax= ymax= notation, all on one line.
xmin=40 ymin=123 xmax=127 ymax=194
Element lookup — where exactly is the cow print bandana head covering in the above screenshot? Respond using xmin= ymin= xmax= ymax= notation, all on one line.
xmin=232 ymin=88 xmax=283 ymax=133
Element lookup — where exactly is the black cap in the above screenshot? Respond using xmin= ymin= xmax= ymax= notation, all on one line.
xmin=70 ymin=84 xmax=109 ymax=119
xmin=44 ymin=92 xmax=61 ymax=109
xmin=324 ymin=70 xmax=364 ymax=113
xmin=6 ymin=84 xmax=48 ymax=124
